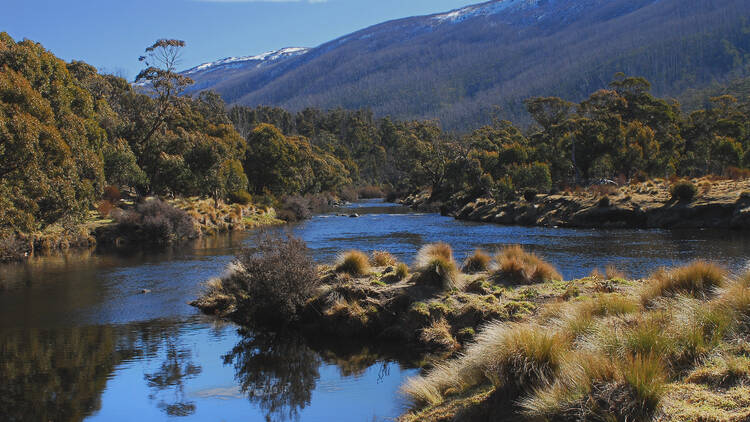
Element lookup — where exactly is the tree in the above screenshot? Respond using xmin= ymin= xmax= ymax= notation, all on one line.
xmin=135 ymin=39 xmax=193 ymax=147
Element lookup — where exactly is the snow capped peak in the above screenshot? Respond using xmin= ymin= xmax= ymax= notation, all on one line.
xmin=432 ymin=0 xmax=542 ymax=23
xmin=184 ymin=47 xmax=310 ymax=75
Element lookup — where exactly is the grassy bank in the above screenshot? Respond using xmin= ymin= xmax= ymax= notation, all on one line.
xmin=400 ymin=262 xmax=750 ymax=422
xmin=192 ymin=235 xmax=750 ymax=421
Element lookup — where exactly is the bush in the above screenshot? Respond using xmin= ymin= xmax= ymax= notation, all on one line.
xmin=339 ymin=186 xmax=358 ymax=202
xmin=228 ymin=190 xmax=252 ymax=205
xmin=462 ymin=249 xmax=491 ymax=274
xmin=97 ymin=200 xmax=114 ymax=217
xmin=371 ymin=250 xmax=396 ymax=267
xmin=523 ymin=189 xmax=538 ymax=202
xmin=277 ymin=195 xmax=311 ymax=222
xmin=511 ymin=162 xmax=552 ymax=193
xmin=210 ymin=232 xmax=319 ymax=326
xmin=335 ymin=250 xmax=371 ymax=276
xmin=597 ymin=196 xmax=611 ymax=208
xmin=492 ymin=175 xmax=515 ymax=202
xmin=111 ymin=199 xmax=198 ymax=244
xmin=358 ymin=185 xmax=384 ymax=199
xmin=103 ymin=185 xmax=121 ymax=202
xmin=0 ymin=233 xmax=29 ymax=262
xmin=670 ymin=180 xmax=697 ymax=202
xmin=641 ymin=261 xmax=726 ymax=304
xmin=492 ymin=245 xmax=562 ymax=285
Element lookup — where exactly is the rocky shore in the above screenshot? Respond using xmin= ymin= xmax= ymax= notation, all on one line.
xmin=403 ymin=178 xmax=750 ymax=229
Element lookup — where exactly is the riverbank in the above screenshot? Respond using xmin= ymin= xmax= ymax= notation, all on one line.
xmin=0 ymin=196 xmax=285 ymax=262
xmin=403 ymin=177 xmax=750 ymax=229
xmin=191 ymin=235 xmax=750 ymax=422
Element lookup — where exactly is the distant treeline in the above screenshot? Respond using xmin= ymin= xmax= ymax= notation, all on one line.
xmin=1 ymin=32 xmax=749 ymax=241
xmin=229 ymin=73 xmax=750 ymax=204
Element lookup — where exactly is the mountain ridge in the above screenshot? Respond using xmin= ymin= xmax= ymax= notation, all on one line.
xmin=181 ymin=0 xmax=750 ymax=130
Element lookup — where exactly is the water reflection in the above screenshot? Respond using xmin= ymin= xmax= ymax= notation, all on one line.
xmin=223 ymin=329 xmax=321 ymax=422
xmin=0 ymin=326 xmax=137 ymax=422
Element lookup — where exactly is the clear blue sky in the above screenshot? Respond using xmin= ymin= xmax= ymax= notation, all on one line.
xmin=2 ymin=0 xmax=476 ymax=80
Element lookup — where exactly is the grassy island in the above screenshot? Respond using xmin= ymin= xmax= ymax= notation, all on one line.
xmin=191 ymin=234 xmax=750 ymax=421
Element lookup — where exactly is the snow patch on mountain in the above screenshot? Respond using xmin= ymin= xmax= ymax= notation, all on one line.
xmin=432 ymin=0 xmax=543 ymax=23
xmin=184 ymin=47 xmax=310 ymax=75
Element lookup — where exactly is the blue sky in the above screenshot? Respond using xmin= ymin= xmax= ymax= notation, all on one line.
xmin=2 ymin=0 xmax=476 ymax=80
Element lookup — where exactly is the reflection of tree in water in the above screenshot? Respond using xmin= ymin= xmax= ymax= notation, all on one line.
xmin=223 ymin=329 xmax=321 ymax=422
xmin=0 ymin=326 xmax=138 ymax=422
xmin=143 ymin=340 xmax=202 ymax=417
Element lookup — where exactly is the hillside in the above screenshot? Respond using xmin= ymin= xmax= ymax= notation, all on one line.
xmin=183 ymin=0 xmax=750 ymax=130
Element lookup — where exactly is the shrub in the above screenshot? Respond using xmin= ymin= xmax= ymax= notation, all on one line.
xmin=461 ymin=249 xmax=491 ymax=274
xmin=111 ymin=199 xmax=198 ymax=244
xmin=339 ymin=186 xmax=358 ymax=202
xmin=523 ymin=189 xmax=538 ymax=202
xmin=511 ymin=162 xmax=552 ymax=193
xmin=670 ymin=180 xmax=697 ymax=202
xmin=415 ymin=243 xmax=458 ymax=289
xmin=277 ymin=195 xmax=311 ymax=222
xmin=103 ymin=185 xmax=121 ymax=202
xmin=597 ymin=195 xmax=611 ymax=208
xmin=335 ymin=250 xmax=371 ymax=276
xmin=228 ymin=190 xmax=252 ymax=205
xmin=371 ymin=250 xmax=396 ymax=267
xmin=492 ymin=175 xmax=515 ymax=202
xmin=97 ymin=200 xmax=114 ymax=217
xmin=0 ymin=233 xmax=29 ymax=262
xmin=492 ymin=245 xmax=562 ymax=285
xmin=641 ymin=261 xmax=726 ymax=304
xmin=358 ymin=185 xmax=384 ymax=199
xmin=207 ymin=232 xmax=319 ymax=326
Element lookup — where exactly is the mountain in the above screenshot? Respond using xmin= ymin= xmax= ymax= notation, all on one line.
xmin=183 ymin=0 xmax=750 ymax=130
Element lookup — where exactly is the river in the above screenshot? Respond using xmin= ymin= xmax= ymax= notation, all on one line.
xmin=1 ymin=200 xmax=748 ymax=421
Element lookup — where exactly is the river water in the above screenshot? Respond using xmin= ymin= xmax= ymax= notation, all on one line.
xmin=1 ymin=200 xmax=748 ymax=421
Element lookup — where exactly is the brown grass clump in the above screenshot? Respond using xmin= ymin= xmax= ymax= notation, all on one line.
xmin=492 ymin=245 xmax=562 ymax=285
xmin=371 ymin=250 xmax=397 ymax=267
xmin=395 ymin=262 xmax=409 ymax=280
xmin=641 ymin=261 xmax=726 ymax=304
xmin=415 ymin=243 xmax=459 ymax=290
xmin=461 ymin=249 xmax=491 ymax=274
xmin=335 ymin=250 xmax=372 ymax=276
xmin=605 ymin=265 xmax=626 ymax=280
xmin=420 ymin=318 xmax=459 ymax=350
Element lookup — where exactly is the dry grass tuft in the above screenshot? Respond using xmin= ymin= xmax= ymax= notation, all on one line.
xmin=335 ymin=250 xmax=372 ymax=276
xmin=461 ymin=249 xmax=492 ymax=274
xmin=395 ymin=262 xmax=409 ymax=280
xmin=415 ymin=243 xmax=459 ymax=290
xmin=371 ymin=250 xmax=397 ymax=267
xmin=420 ymin=317 xmax=459 ymax=350
xmin=491 ymin=245 xmax=562 ymax=285
xmin=641 ymin=261 xmax=727 ymax=304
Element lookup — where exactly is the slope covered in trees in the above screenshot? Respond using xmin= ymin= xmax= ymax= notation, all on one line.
xmin=185 ymin=0 xmax=750 ymax=130
xmin=2 ymin=33 xmax=749 ymax=258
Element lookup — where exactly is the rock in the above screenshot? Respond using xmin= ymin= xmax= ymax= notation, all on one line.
xmin=140 ymin=289 xmax=151 ymax=294
xmin=349 ymin=213 xmax=359 ymax=218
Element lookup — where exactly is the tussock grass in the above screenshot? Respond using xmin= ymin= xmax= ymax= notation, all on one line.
xmin=491 ymin=245 xmax=562 ymax=285
xmin=335 ymin=250 xmax=371 ymax=276
xmin=420 ymin=317 xmax=459 ymax=350
xmin=403 ymin=322 xmax=565 ymax=406
xmin=461 ymin=249 xmax=491 ymax=274
xmin=641 ymin=261 xmax=727 ymax=304
xmin=415 ymin=243 xmax=458 ymax=290
xmin=395 ymin=262 xmax=409 ymax=280
xmin=371 ymin=250 xmax=397 ymax=267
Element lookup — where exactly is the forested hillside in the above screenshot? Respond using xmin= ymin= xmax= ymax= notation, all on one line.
xmin=2 ymin=33 xmax=749 ymax=259
xmin=185 ymin=0 xmax=750 ymax=130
